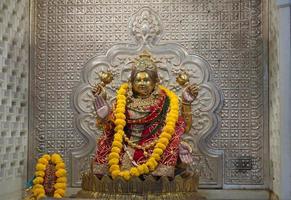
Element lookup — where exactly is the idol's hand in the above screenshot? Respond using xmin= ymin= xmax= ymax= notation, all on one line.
xmin=182 ymin=83 xmax=199 ymax=103
xmin=92 ymin=71 xmax=113 ymax=96
xmin=92 ymin=84 xmax=103 ymax=96
xmin=176 ymin=72 xmax=199 ymax=103
xmin=94 ymin=95 xmax=110 ymax=119
xmin=179 ymin=142 xmax=193 ymax=164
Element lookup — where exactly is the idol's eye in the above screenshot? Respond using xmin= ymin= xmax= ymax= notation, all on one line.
xmin=134 ymin=78 xmax=142 ymax=83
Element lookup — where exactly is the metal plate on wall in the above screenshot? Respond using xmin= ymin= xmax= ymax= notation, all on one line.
xmin=71 ymin=7 xmax=223 ymax=187
xmin=29 ymin=0 xmax=268 ymax=189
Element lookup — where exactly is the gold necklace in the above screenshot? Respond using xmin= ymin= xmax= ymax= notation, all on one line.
xmin=123 ymin=145 xmax=139 ymax=167
xmin=123 ymin=135 xmax=157 ymax=157
xmin=127 ymin=95 xmax=157 ymax=111
xmin=127 ymin=86 xmax=160 ymax=111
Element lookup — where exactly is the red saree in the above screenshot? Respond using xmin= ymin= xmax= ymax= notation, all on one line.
xmin=95 ymin=90 xmax=185 ymax=177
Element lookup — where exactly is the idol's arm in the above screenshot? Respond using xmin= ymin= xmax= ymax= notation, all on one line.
xmin=92 ymin=71 xmax=114 ymax=126
xmin=94 ymin=96 xmax=111 ymax=126
xmin=92 ymin=84 xmax=111 ymax=128
xmin=181 ymin=101 xmax=193 ymax=133
xmin=176 ymin=72 xmax=198 ymax=133
xmin=180 ymin=83 xmax=199 ymax=133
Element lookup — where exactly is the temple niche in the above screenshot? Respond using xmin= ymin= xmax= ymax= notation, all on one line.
xmin=70 ymin=7 xmax=222 ymax=199
xmin=0 ymin=0 xmax=290 ymax=200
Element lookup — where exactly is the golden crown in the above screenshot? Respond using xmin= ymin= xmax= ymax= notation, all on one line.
xmin=132 ymin=50 xmax=158 ymax=72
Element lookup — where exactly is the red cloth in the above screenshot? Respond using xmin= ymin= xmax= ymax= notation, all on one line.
xmin=95 ymin=91 xmax=186 ymax=168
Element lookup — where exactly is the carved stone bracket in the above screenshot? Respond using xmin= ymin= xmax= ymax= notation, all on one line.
xmin=71 ymin=7 xmax=223 ymax=186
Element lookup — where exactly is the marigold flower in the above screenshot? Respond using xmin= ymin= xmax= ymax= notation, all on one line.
xmin=113 ymin=134 xmax=123 ymax=142
xmin=55 ymin=169 xmax=67 ymax=177
xmin=37 ymin=193 xmax=45 ymax=200
xmin=54 ymin=189 xmax=65 ymax=196
xmin=33 ymin=184 xmax=44 ymax=189
xmin=117 ymin=99 xmax=126 ymax=105
xmin=142 ymin=164 xmax=149 ymax=174
xmin=118 ymin=171 xmax=125 ymax=176
xmin=114 ymin=125 xmax=124 ymax=132
xmin=51 ymin=153 xmax=62 ymax=161
xmin=166 ymin=121 xmax=176 ymax=127
xmin=109 ymin=158 xmax=119 ymax=166
xmin=130 ymin=167 xmax=139 ymax=176
xmin=112 ymin=141 xmax=122 ymax=149
xmin=164 ymin=124 xmax=175 ymax=132
xmin=35 ymin=171 xmax=45 ymax=177
xmin=148 ymin=157 xmax=156 ymax=163
xmin=165 ymin=117 xmax=176 ymax=124
xmin=120 ymin=83 xmax=128 ymax=89
xmin=56 ymin=177 xmax=67 ymax=183
xmin=33 ymin=187 xmax=45 ymax=196
xmin=108 ymin=152 xmax=120 ymax=160
xmin=115 ymin=113 xmax=126 ymax=119
xmin=33 ymin=177 xmax=44 ymax=184
xmin=54 ymin=183 xmax=66 ymax=190
xmin=38 ymin=158 xmax=48 ymax=165
xmin=137 ymin=165 xmax=145 ymax=173
xmin=146 ymin=160 xmax=156 ymax=171
xmin=155 ymin=142 xmax=166 ymax=150
xmin=53 ymin=193 xmax=62 ymax=198
xmin=167 ymin=110 xmax=178 ymax=117
xmin=152 ymin=148 xmax=163 ymax=156
xmin=170 ymin=106 xmax=179 ymax=112
xmin=118 ymin=88 xmax=126 ymax=93
xmin=111 ymin=169 xmax=120 ymax=178
xmin=114 ymin=119 xmax=126 ymax=127
xmin=55 ymin=158 xmax=64 ymax=164
xmin=115 ymin=107 xmax=125 ymax=113
xmin=55 ymin=162 xmax=66 ymax=170
xmin=151 ymin=153 xmax=161 ymax=161
xmin=42 ymin=154 xmax=50 ymax=161
xmin=111 ymin=147 xmax=121 ymax=153
xmin=116 ymin=103 xmax=126 ymax=109
xmin=123 ymin=170 xmax=131 ymax=181
xmin=109 ymin=164 xmax=120 ymax=172
xmin=158 ymin=137 xmax=169 ymax=146
xmin=36 ymin=163 xmax=46 ymax=171
xmin=116 ymin=94 xmax=123 ymax=99
xmin=160 ymin=132 xmax=172 ymax=140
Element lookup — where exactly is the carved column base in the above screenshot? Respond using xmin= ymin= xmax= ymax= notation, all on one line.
xmin=76 ymin=172 xmax=206 ymax=200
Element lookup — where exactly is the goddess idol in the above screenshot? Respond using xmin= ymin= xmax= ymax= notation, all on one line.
xmin=91 ymin=51 xmax=199 ymax=180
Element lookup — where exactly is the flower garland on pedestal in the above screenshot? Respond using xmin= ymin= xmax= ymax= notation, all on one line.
xmin=108 ymin=83 xmax=179 ymax=180
xmin=32 ymin=153 xmax=67 ymax=199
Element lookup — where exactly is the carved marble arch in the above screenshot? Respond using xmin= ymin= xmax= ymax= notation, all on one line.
xmin=71 ymin=7 xmax=223 ymax=186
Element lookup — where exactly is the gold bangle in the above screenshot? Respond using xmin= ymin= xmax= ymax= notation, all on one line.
xmin=182 ymin=112 xmax=192 ymax=115
xmin=182 ymin=101 xmax=192 ymax=105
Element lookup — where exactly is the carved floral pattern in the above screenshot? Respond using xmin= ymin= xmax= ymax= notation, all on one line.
xmin=72 ymin=7 xmax=222 ymax=186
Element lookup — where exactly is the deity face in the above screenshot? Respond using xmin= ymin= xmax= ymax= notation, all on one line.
xmin=132 ymin=71 xmax=156 ymax=98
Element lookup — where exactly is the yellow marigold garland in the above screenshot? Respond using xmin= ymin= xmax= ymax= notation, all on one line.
xmin=32 ymin=153 xmax=67 ymax=199
xmin=108 ymin=83 xmax=179 ymax=180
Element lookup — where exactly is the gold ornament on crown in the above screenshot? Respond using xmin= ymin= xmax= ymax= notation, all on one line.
xmin=132 ymin=50 xmax=158 ymax=71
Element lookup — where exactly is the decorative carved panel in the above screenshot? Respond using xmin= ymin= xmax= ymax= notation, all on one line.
xmin=72 ymin=7 xmax=223 ymax=186
xmin=30 ymin=0 xmax=268 ymax=189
